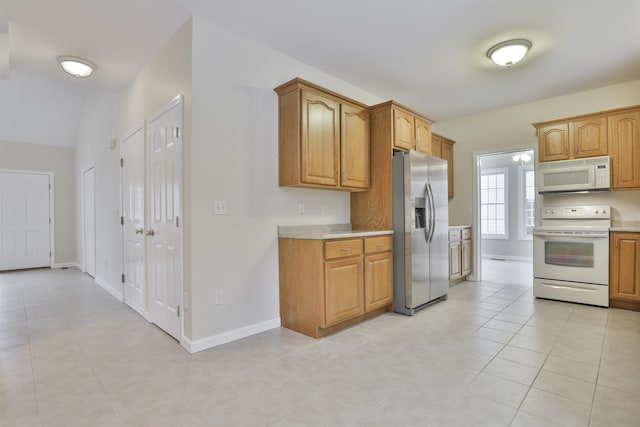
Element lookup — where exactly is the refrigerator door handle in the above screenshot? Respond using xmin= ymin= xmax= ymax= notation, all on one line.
xmin=423 ymin=184 xmax=430 ymax=243
xmin=427 ymin=183 xmax=436 ymax=243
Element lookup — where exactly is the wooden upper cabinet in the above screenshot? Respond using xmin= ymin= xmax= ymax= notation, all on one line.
xmin=538 ymin=123 xmax=570 ymax=161
xmin=441 ymin=140 xmax=454 ymax=198
xmin=341 ymin=103 xmax=370 ymax=189
xmin=537 ymin=118 xmax=607 ymax=162
xmin=275 ymin=78 xmax=370 ymax=192
xmin=301 ymin=90 xmax=340 ymax=186
xmin=571 ymin=116 xmax=607 ymax=158
xmin=432 ymin=133 xmax=455 ymax=199
xmin=609 ymin=109 xmax=640 ymax=190
xmin=431 ymin=136 xmax=442 ymax=158
xmin=393 ymin=109 xmax=415 ymax=150
xmin=414 ymin=117 xmax=432 ymax=154
xmin=534 ymin=105 xmax=640 ymax=189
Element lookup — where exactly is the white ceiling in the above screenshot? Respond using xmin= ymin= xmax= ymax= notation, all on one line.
xmin=2 ymin=0 xmax=640 ymax=122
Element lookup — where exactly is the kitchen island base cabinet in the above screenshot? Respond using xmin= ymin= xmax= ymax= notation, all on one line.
xmin=279 ymin=235 xmax=393 ymax=338
xmin=610 ymin=232 xmax=640 ymax=311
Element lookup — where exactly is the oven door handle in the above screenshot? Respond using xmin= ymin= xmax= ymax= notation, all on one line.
xmin=533 ymin=231 xmax=609 ymax=238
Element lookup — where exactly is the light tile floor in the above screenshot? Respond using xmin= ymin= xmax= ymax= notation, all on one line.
xmin=1 ymin=266 xmax=639 ymax=426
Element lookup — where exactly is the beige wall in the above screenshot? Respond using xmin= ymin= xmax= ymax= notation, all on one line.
xmin=434 ymin=79 xmax=640 ymax=226
xmin=0 ymin=140 xmax=76 ymax=264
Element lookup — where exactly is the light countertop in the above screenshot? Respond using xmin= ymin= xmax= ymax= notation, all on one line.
xmin=610 ymin=221 xmax=640 ymax=232
xmin=278 ymin=224 xmax=393 ymax=240
xmin=449 ymin=225 xmax=471 ymax=229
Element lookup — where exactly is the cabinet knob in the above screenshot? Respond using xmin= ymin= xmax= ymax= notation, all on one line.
xmin=135 ymin=228 xmax=144 ymax=234
xmin=145 ymin=229 xmax=155 ymax=236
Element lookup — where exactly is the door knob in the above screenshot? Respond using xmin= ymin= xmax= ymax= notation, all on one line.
xmin=145 ymin=230 xmax=155 ymax=236
xmin=135 ymin=228 xmax=144 ymax=234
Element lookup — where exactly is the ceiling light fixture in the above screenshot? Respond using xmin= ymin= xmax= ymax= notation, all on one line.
xmin=58 ymin=56 xmax=95 ymax=78
xmin=487 ymin=39 xmax=532 ymax=67
xmin=512 ymin=151 xmax=533 ymax=164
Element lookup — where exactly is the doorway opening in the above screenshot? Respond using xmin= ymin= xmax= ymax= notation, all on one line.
xmin=82 ymin=165 xmax=96 ymax=278
xmin=473 ymin=145 xmax=537 ymax=286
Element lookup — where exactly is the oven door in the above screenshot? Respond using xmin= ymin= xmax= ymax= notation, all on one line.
xmin=533 ymin=230 xmax=609 ymax=286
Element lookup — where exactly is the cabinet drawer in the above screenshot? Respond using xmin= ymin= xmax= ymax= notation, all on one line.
xmin=449 ymin=229 xmax=461 ymax=241
xmin=325 ymin=239 xmax=363 ymax=260
xmin=461 ymin=228 xmax=471 ymax=240
xmin=364 ymin=235 xmax=393 ymax=253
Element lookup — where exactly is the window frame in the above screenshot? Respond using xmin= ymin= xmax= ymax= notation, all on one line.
xmin=480 ymin=167 xmax=508 ymax=240
xmin=518 ymin=164 xmax=535 ymax=240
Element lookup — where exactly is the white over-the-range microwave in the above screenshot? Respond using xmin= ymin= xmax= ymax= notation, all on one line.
xmin=537 ymin=155 xmax=610 ymax=194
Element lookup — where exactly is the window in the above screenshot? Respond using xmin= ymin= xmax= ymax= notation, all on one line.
xmin=519 ymin=165 xmax=535 ymax=239
xmin=480 ymin=168 xmax=507 ymax=239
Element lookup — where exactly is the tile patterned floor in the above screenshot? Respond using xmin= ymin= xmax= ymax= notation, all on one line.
xmin=0 ymin=265 xmax=639 ymax=426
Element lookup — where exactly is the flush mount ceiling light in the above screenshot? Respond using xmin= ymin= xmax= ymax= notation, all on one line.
xmin=58 ymin=56 xmax=95 ymax=78
xmin=487 ymin=39 xmax=532 ymax=67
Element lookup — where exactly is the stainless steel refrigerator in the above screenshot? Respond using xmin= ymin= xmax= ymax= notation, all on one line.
xmin=393 ymin=150 xmax=449 ymax=315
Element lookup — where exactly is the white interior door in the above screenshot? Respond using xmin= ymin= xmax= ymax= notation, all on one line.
xmin=121 ymin=125 xmax=146 ymax=316
xmin=147 ymin=96 xmax=183 ymax=340
xmin=83 ymin=166 xmax=96 ymax=278
xmin=0 ymin=171 xmax=51 ymax=270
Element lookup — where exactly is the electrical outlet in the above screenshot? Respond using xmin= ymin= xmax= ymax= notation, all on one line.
xmin=214 ymin=200 xmax=227 ymax=215
xmin=215 ymin=290 xmax=223 ymax=305
xmin=297 ymin=201 xmax=305 ymax=215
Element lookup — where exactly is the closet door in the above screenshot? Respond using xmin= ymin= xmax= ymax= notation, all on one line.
xmin=147 ymin=96 xmax=183 ymax=340
xmin=121 ymin=125 xmax=146 ymax=316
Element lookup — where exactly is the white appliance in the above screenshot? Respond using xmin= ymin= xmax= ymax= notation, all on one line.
xmin=393 ymin=151 xmax=449 ymax=315
xmin=537 ymin=156 xmax=610 ymax=194
xmin=533 ymin=205 xmax=611 ymax=307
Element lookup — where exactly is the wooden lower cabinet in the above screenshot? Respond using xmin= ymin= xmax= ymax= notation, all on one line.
xmin=364 ymin=252 xmax=393 ymax=311
xmin=449 ymin=226 xmax=472 ymax=284
xmin=610 ymin=232 xmax=640 ymax=310
xmin=324 ymin=257 xmax=364 ymax=325
xmin=279 ymin=234 xmax=393 ymax=338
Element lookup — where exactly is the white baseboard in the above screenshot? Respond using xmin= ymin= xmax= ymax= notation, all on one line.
xmin=52 ymin=262 xmax=80 ymax=269
xmin=482 ymin=254 xmax=533 ymax=263
xmin=181 ymin=317 xmax=282 ymax=353
xmin=95 ymin=276 xmax=123 ymax=302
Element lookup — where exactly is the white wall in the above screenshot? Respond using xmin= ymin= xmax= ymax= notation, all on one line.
xmin=434 ymin=79 xmax=640 ymax=226
xmin=189 ymin=15 xmax=384 ymax=343
xmin=74 ymin=89 xmax=121 ymax=297
xmin=0 ymin=70 xmax=85 ymax=147
xmin=0 ymin=140 xmax=76 ymax=264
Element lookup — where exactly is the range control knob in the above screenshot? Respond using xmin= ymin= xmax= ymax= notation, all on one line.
xmin=594 ymin=210 xmax=599 ymax=214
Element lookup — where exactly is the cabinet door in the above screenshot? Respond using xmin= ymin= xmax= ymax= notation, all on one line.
xmin=538 ymin=124 xmax=570 ymax=162
xmin=393 ymin=109 xmax=414 ymax=150
xmin=301 ymin=90 xmax=340 ymax=186
xmin=609 ymin=110 xmax=640 ymax=190
xmin=324 ymin=258 xmax=364 ymax=325
xmin=610 ymin=233 xmax=640 ymax=301
xmin=462 ymin=239 xmax=472 ymax=276
xmin=364 ymin=252 xmax=393 ymax=312
xmin=414 ymin=117 xmax=432 ymax=154
xmin=442 ymin=142 xmax=454 ymax=199
xmin=571 ymin=117 xmax=608 ymax=158
xmin=431 ymin=137 xmax=442 ymax=158
xmin=449 ymin=241 xmax=462 ymax=279
xmin=341 ymin=103 xmax=370 ymax=189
